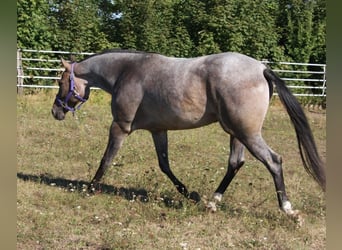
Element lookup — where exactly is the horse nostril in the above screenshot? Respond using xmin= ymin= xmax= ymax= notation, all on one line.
xmin=51 ymin=106 xmax=65 ymax=120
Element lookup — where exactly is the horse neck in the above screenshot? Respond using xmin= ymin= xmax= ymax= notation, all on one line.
xmin=77 ymin=56 xmax=117 ymax=93
xmin=77 ymin=53 xmax=141 ymax=93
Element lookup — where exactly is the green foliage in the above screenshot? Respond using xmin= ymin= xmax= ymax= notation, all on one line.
xmin=17 ymin=0 xmax=326 ymax=63
xmin=17 ymin=0 xmax=326 ymax=105
xmin=277 ymin=0 xmax=326 ymax=63
xmin=310 ymin=0 xmax=326 ymax=64
xmin=17 ymin=0 xmax=54 ymax=50
xmin=48 ymin=0 xmax=116 ymax=53
xmin=112 ymin=0 xmax=174 ymax=54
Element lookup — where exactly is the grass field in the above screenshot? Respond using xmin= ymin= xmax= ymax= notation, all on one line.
xmin=17 ymin=90 xmax=326 ymax=249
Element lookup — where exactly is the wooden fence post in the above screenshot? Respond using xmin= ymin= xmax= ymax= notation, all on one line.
xmin=17 ymin=49 xmax=24 ymax=95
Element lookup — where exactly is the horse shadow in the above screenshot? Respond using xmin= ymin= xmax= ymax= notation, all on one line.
xmin=16 ymin=172 xmax=185 ymax=209
xmin=17 ymin=172 xmax=149 ymax=201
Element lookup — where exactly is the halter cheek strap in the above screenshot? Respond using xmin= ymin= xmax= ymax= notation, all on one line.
xmin=55 ymin=63 xmax=88 ymax=113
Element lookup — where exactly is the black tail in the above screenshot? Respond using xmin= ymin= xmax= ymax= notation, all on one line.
xmin=263 ymin=68 xmax=326 ymax=191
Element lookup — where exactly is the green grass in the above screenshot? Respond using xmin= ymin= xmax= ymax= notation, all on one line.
xmin=17 ymin=90 xmax=326 ymax=249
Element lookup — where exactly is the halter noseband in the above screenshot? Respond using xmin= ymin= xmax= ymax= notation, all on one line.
xmin=55 ymin=63 xmax=88 ymax=113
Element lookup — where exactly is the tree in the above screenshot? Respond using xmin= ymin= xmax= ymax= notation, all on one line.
xmin=209 ymin=0 xmax=283 ymax=60
xmin=17 ymin=0 xmax=54 ymax=50
xmin=169 ymin=0 xmax=284 ymax=60
xmin=17 ymin=0 xmax=325 ymax=63
xmin=108 ymin=0 xmax=177 ymax=55
xmin=17 ymin=0 xmax=58 ymax=86
xmin=49 ymin=0 xmax=115 ymax=54
xmin=277 ymin=0 xmax=325 ymax=63
xmin=310 ymin=0 xmax=326 ymax=63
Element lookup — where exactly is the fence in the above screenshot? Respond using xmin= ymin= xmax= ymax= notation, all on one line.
xmin=17 ymin=49 xmax=326 ymax=97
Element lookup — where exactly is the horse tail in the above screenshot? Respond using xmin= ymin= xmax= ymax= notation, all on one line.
xmin=263 ymin=68 xmax=326 ymax=192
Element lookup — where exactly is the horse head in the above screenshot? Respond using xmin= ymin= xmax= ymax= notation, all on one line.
xmin=51 ymin=59 xmax=89 ymax=120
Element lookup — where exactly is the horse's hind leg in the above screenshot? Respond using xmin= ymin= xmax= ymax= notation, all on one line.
xmin=243 ymin=134 xmax=297 ymax=215
xmin=89 ymin=121 xmax=128 ymax=191
xmin=213 ymin=136 xmax=245 ymax=202
xmin=151 ymin=131 xmax=198 ymax=201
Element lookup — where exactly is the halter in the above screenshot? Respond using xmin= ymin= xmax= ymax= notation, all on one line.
xmin=55 ymin=63 xmax=88 ymax=113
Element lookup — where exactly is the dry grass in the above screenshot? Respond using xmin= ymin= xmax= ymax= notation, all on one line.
xmin=17 ymin=90 xmax=326 ymax=249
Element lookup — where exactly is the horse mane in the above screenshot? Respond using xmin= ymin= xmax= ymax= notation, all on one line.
xmin=78 ymin=48 xmax=158 ymax=62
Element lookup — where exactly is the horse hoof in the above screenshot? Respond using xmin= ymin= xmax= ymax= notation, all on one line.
xmin=189 ymin=191 xmax=201 ymax=203
xmin=206 ymin=201 xmax=217 ymax=213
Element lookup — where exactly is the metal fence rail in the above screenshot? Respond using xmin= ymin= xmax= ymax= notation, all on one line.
xmin=17 ymin=49 xmax=326 ymax=97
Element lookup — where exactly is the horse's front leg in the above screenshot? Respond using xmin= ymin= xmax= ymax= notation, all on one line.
xmin=207 ymin=136 xmax=245 ymax=211
xmin=151 ymin=130 xmax=199 ymax=201
xmin=89 ymin=120 xmax=128 ymax=192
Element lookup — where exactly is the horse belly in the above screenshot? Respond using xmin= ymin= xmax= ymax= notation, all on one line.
xmin=132 ymin=95 xmax=217 ymax=131
xmin=167 ymin=107 xmax=217 ymax=130
xmin=137 ymin=110 xmax=216 ymax=130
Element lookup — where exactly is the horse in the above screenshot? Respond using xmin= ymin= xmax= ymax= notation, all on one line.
xmin=51 ymin=49 xmax=325 ymax=216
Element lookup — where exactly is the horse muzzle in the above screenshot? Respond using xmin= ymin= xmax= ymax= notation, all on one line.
xmin=51 ymin=104 xmax=66 ymax=120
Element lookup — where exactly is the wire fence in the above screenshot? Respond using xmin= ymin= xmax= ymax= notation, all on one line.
xmin=17 ymin=49 xmax=326 ymax=98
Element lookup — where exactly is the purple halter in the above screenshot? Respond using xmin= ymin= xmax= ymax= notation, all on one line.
xmin=55 ymin=63 xmax=88 ymax=112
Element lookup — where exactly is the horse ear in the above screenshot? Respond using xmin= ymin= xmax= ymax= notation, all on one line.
xmin=61 ymin=58 xmax=71 ymax=71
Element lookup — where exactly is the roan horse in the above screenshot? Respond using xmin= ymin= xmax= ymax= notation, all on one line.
xmin=51 ymin=49 xmax=325 ymax=217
